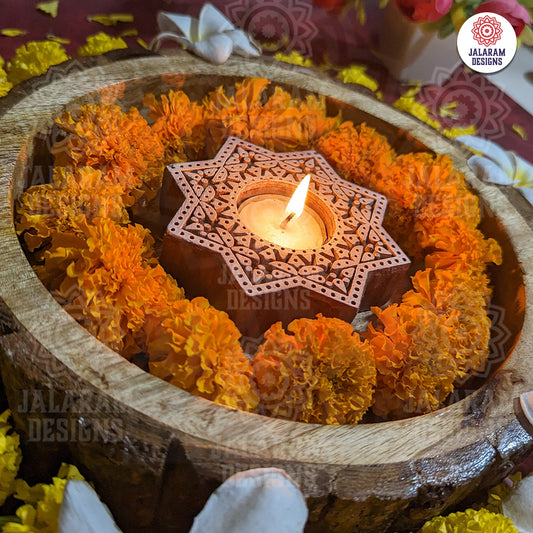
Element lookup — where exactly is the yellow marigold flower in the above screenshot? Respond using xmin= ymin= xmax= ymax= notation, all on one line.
xmin=53 ymin=103 xmax=165 ymax=202
xmin=77 ymin=32 xmax=128 ymax=57
xmin=486 ymin=473 xmax=521 ymax=514
xmin=148 ymin=297 xmax=258 ymax=412
xmin=7 ymin=41 xmax=69 ymax=85
xmin=143 ymin=90 xmax=206 ymax=161
xmin=253 ymin=316 xmax=376 ymax=424
xmin=273 ymin=51 xmax=313 ymax=67
xmin=0 ymin=410 xmax=21 ymax=506
xmin=338 ymin=64 xmax=379 ymax=93
xmin=15 ymin=166 xmax=129 ymax=252
xmin=2 ymin=464 xmax=84 ymax=533
xmin=419 ymin=507 xmax=518 ymax=532
xmin=0 ymin=57 xmax=12 ymax=97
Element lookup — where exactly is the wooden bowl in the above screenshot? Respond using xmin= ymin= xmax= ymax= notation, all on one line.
xmin=0 ymin=52 xmax=532 ymax=533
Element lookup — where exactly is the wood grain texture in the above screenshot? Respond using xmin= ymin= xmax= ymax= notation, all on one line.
xmin=0 ymin=51 xmax=532 ymax=532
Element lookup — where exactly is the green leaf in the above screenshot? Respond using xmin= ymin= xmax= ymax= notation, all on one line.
xmin=519 ymin=24 xmax=533 ymax=45
xmin=438 ymin=20 xmax=456 ymax=38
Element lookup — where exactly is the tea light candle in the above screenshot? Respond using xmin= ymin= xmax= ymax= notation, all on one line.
xmin=238 ymin=176 xmax=326 ymax=250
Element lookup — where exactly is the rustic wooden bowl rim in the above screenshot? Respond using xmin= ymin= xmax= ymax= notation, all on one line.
xmin=0 ymin=52 xmax=532 ymax=472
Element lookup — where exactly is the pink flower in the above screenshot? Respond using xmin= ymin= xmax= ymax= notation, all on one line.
xmin=313 ymin=0 xmax=345 ymax=15
xmin=394 ymin=0 xmax=453 ymax=22
xmin=475 ymin=0 xmax=531 ymax=36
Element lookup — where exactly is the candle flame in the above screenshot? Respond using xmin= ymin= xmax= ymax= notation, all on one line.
xmin=282 ymin=175 xmax=311 ymax=227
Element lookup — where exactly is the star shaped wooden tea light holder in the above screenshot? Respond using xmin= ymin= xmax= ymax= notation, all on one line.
xmin=160 ymin=137 xmax=410 ymax=340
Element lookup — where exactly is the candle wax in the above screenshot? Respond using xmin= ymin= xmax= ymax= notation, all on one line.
xmin=238 ymin=194 xmax=326 ymax=250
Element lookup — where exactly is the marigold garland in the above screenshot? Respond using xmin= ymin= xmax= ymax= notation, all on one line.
xmin=310 ymin=120 xmax=501 ymax=418
xmin=15 ymin=77 xmax=503 ymax=422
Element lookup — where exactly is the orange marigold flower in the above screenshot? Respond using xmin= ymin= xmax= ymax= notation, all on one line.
xmin=367 ymin=304 xmax=459 ymax=419
xmin=368 ymin=265 xmax=494 ymax=419
xmin=203 ymin=77 xmax=340 ymax=156
xmin=252 ymin=322 xmax=317 ymax=421
xmin=47 ymin=218 xmax=183 ymax=358
xmin=253 ymin=316 xmax=376 ymax=425
xmin=147 ymin=297 xmax=258 ymax=412
xmin=15 ymin=166 xmax=128 ymax=252
xmin=52 ymin=103 xmax=165 ymax=203
xmin=143 ymin=90 xmax=206 ymax=162
xmin=416 ymin=218 xmax=502 ymax=273
xmin=316 ymin=121 xmax=394 ymax=185
xmin=408 ymin=268 xmax=492 ymax=375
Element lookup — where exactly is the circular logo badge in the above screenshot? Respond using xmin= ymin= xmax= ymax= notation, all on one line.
xmin=457 ymin=12 xmax=517 ymax=74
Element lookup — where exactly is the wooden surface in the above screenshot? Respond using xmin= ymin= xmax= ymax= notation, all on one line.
xmin=0 ymin=51 xmax=532 ymax=533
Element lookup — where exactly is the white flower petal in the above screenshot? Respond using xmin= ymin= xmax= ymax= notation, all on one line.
xmin=193 ymin=33 xmax=234 ymax=64
xmin=512 ymin=153 xmax=533 ymax=188
xmin=157 ymin=11 xmax=198 ymax=41
xmin=190 ymin=468 xmax=308 ymax=533
xmin=502 ymin=473 xmax=533 ymax=533
xmin=228 ymin=29 xmax=262 ymax=57
xmin=58 ymin=480 xmax=122 ymax=533
xmin=149 ymin=32 xmax=191 ymax=52
xmin=520 ymin=392 xmax=533 ymax=427
xmin=467 ymin=155 xmax=515 ymax=185
xmin=198 ymin=3 xmax=234 ymax=40
xmin=457 ymin=135 xmax=515 ymax=176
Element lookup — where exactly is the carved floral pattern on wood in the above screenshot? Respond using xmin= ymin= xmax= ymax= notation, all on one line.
xmin=165 ymin=137 xmax=410 ymax=309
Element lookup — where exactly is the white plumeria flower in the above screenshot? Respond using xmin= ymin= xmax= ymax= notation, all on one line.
xmin=456 ymin=135 xmax=533 ymax=205
xmin=190 ymin=468 xmax=308 ymax=533
xmin=502 ymin=473 xmax=533 ymax=533
xmin=58 ymin=480 xmax=123 ymax=533
xmin=150 ymin=4 xmax=261 ymax=65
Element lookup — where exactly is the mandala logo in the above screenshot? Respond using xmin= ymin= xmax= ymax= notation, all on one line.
xmin=224 ymin=0 xmax=318 ymax=56
xmin=471 ymin=15 xmax=503 ymax=47
xmin=457 ymin=12 xmax=517 ymax=74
